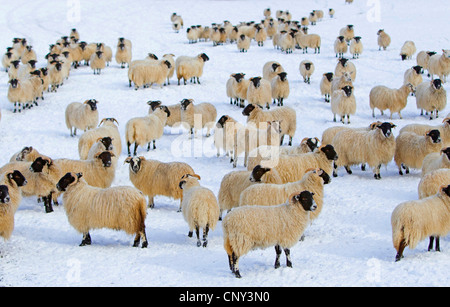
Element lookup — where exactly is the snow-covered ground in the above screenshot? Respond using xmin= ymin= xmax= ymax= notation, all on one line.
xmin=0 ymin=0 xmax=449 ymax=287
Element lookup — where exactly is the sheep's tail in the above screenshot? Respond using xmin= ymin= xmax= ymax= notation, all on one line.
xmin=125 ymin=122 xmax=136 ymax=144
xmin=223 ymin=234 xmax=233 ymax=256
xmin=391 ymin=219 xmax=405 ymax=251
xmin=137 ymin=196 xmax=147 ymax=231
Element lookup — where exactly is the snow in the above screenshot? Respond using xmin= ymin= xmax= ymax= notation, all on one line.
xmin=0 ymin=0 xmax=449 ymax=287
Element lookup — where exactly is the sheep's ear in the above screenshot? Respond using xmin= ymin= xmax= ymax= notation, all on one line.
xmin=76 ymin=172 xmax=83 ymax=179
xmin=124 ymin=157 xmax=132 ymax=164
xmin=96 ymin=137 xmax=103 ymax=142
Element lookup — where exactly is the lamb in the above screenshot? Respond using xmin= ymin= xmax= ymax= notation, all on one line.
xmin=331 ymin=122 xmax=396 ymax=179
xmin=237 ymin=34 xmax=250 ymax=53
xmin=89 ymin=51 xmax=106 ymax=74
xmin=175 ymin=53 xmax=209 ymax=85
xmin=416 ymin=50 xmax=437 ymax=77
xmin=415 ymin=79 xmax=447 ymax=119
xmin=223 ymin=190 xmax=316 ymax=278
xmin=399 ymin=117 xmax=450 ymax=147
xmin=271 ymin=72 xmax=289 ymax=106
xmin=65 ymin=99 xmax=99 ymax=137
xmin=334 ymin=36 xmax=347 ymax=58
xmin=403 ymin=65 xmax=423 ymax=94
xmin=369 ymin=83 xmax=414 ymax=119
xmin=418 ymin=168 xmax=450 ymax=200
xmin=124 ymin=156 xmax=195 ymax=210
xmin=7 ymin=78 xmax=35 ymax=113
xmin=179 ymin=98 xmax=217 ymax=137
xmin=125 ymin=105 xmax=170 ymax=156
xmin=421 ymin=147 xmax=450 ymax=177
xmin=262 ymin=61 xmax=284 ymax=81
xmin=115 ymin=42 xmax=132 ymax=68
xmin=78 ymin=117 xmax=122 ymax=159
xmin=242 ymin=103 xmax=297 ymax=146
xmin=339 ymin=25 xmax=354 ymax=44
xmin=299 ymin=60 xmax=315 ymax=84
xmin=334 ymin=57 xmax=356 ymax=81
xmin=320 ymin=72 xmax=334 ymax=102
xmin=147 ymin=100 xmax=182 ymax=128
xmin=391 ymin=184 xmax=450 ymax=261
xmin=377 ymin=29 xmax=391 ymax=50
xmin=349 ymin=36 xmax=363 ymax=59
xmin=0 ymin=170 xmax=27 ymax=240
xmin=400 ymin=41 xmax=416 ymax=61
xmin=331 ymin=85 xmax=356 ymax=124
xmin=394 ymin=130 xmax=442 ymax=175
xmin=246 ymin=77 xmax=272 ymax=109
xmin=239 ymin=168 xmax=329 ymax=221
xmin=218 ymin=165 xmax=283 ymax=220
xmin=179 ymin=174 xmax=219 ymax=247
xmin=56 ymin=172 xmax=148 ymax=248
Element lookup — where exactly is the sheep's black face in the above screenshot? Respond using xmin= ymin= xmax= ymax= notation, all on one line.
xmin=30 ymin=157 xmax=49 ymax=173
xmin=442 ymin=185 xmax=450 ymax=197
xmin=239 ymin=34 xmax=246 ymax=41
xmin=127 ymin=157 xmax=142 ymax=173
xmin=40 ymin=68 xmax=48 ymax=76
xmin=11 ymin=60 xmax=20 ymax=69
xmin=324 ymin=72 xmax=333 ymax=82
xmin=342 ymin=86 xmax=353 ymax=97
xmin=304 ymin=63 xmax=312 ymax=71
xmin=8 ymin=170 xmax=27 ymax=187
xmin=147 ymin=100 xmax=162 ymax=111
xmin=250 ymin=77 xmax=261 ymax=88
xmin=232 ymin=73 xmax=245 ymax=83
xmin=180 ymin=99 xmax=192 ymax=110
xmin=179 ymin=180 xmax=186 ymax=189
xmin=28 ymin=60 xmax=37 ymax=68
xmin=278 ymin=72 xmax=287 ymax=81
xmin=87 ymin=99 xmax=97 ymax=111
xmin=56 ymin=173 xmax=77 ymax=192
xmin=427 ymin=51 xmax=437 ymax=57
xmin=100 ymin=137 xmax=113 ymax=151
xmin=306 ymin=138 xmax=319 ymax=152
xmin=97 ymin=151 xmax=113 ymax=167
xmin=412 ymin=65 xmax=423 ymax=74
xmin=161 ymin=106 xmax=171 ymax=117
xmin=292 ymin=191 xmax=316 ymax=212
xmin=96 ymin=51 xmax=103 ymax=58
xmin=377 ymin=122 xmax=396 ymax=138
xmin=200 ymin=53 xmax=209 ymax=62
xmin=442 ymin=147 xmax=450 ymax=160
xmin=427 ymin=129 xmax=441 ymax=143
xmin=9 ymin=79 xmax=18 ymax=89
xmin=321 ymin=144 xmax=338 ymax=161
xmin=0 ymin=185 xmax=10 ymax=204
xmin=339 ymin=58 xmax=348 ymax=67
xmin=354 ymin=36 xmax=361 ymax=43
xmin=242 ymin=104 xmax=255 ymax=116
xmin=271 ymin=63 xmax=280 ymax=71
xmin=433 ymin=79 xmax=442 ymax=90
xmin=217 ymin=115 xmax=229 ymax=128
xmin=164 ymin=60 xmax=172 ymax=69
xmin=338 ymin=36 xmax=345 ymax=42
xmin=319 ymin=169 xmax=331 ymax=184
xmin=401 ymin=54 xmax=407 ymax=61
xmin=249 ymin=165 xmax=271 ymax=182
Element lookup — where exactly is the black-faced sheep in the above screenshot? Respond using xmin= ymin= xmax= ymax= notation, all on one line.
xmin=65 ymin=99 xmax=99 ymax=137
xmin=180 ymin=98 xmax=217 ymax=137
xmin=369 ymin=83 xmax=414 ymax=119
xmin=331 ymin=85 xmax=356 ymax=124
xmin=175 ymin=53 xmax=209 ymax=85
xmin=415 ymin=79 xmax=447 ymax=120
xmin=400 ymin=41 xmax=416 ymax=61
xmin=428 ymin=49 xmax=450 ymax=83
xmin=377 ymin=29 xmax=391 ymax=50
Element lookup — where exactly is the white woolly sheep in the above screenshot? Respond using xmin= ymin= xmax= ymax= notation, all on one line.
xmin=179 ymin=174 xmax=219 ymax=247
xmin=421 ymin=147 xmax=450 ymax=177
xmin=369 ymin=83 xmax=414 ymax=119
xmin=242 ymin=103 xmax=297 ymax=146
xmin=415 ymin=79 xmax=447 ymax=119
xmin=349 ymin=36 xmax=363 ymax=59
xmin=96 ymin=43 xmax=112 ymax=66
xmin=175 ymin=53 xmax=209 ymax=85
xmin=237 ymin=34 xmax=250 ymax=53
xmin=403 ymin=65 xmax=423 ymax=95
xmin=279 ymin=31 xmax=296 ymax=54
xmin=0 ymin=170 xmax=27 ymax=240
xmin=334 ymin=57 xmax=356 ymax=81
xmin=299 ymin=60 xmax=315 ymax=84
xmin=124 ymin=156 xmax=195 ymax=210
xmin=78 ymin=117 xmax=122 ymax=159
xmin=180 ymin=98 xmax=217 ymax=137
xmin=147 ymin=100 xmax=182 ymax=128
xmin=125 ymin=105 xmax=170 ymax=156
xmin=321 ymin=121 xmax=381 ymax=146
xmin=239 ymin=168 xmax=329 ymax=222
xmin=214 ymin=115 xmax=244 ymax=161
xmin=56 ymin=172 xmax=148 ymax=247
xmin=331 ymin=71 xmax=353 ymax=93
xmin=246 ymin=77 xmax=272 ymax=109
xmin=417 ymin=50 xmax=437 ymax=77
xmin=115 ymin=42 xmax=132 ymax=68
xmin=391 ymin=184 xmax=450 ymax=261
xmin=418 ymin=168 xmax=450 ymax=200
xmin=48 ymin=60 xmax=65 ymax=92
xmin=7 ymin=78 xmax=35 ymax=113
xmin=295 ymin=29 xmax=321 ymax=54
xmin=271 ymin=72 xmax=290 ymax=106
xmin=320 ymin=72 xmax=334 ymax=102
xmin=262 ymin=61 xmax=285 ymax=81
xmin=162 ymin=54 xmax=175 ymax=85
xmin=377 ymin=29 xmax=391 ymax=50
xmin=85 ymin=137 xmax=114 ymax=160
xmin=331 ymin=85 xmax=356 ymax=124
xmin=255 ymin=25 xmax=267 ymax=47
xmin=142 ymin=59 xmax=173 ymax=88
xmin=65 ymin=99 xmax=99 ymax=137
xmin=331 ymin=122 xmax=396 ymax=179
xmin=334 ymin=36 xmax=347 ymax=58
xmin=17 ymin=59 xmax=37 ymax=80
xmin=90 ymin=51 xmax=106 ymax=74
xmin=394 ymin=130 xmax=442 ymax=175
xmin=339 ymin=25 xmax=354 ymax=44
xmin=400 ymin=41 xmax=416 ymax=61
xmin=218 ymin=165 xmax=283 ymax=220
xmin=399 ymin=117 xmax=450 ymax=147
xmin=7 ymin=60 xmax=20 ymax=80
xmin=223 ymin=190 xmax=316 ymax=278
xmin=2 ymin=51 xmax=16 ymax=72
xmin=329 ymin=8 xmax=335 ymax=18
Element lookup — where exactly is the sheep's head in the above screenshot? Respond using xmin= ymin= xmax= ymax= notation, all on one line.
xmin=347 ymin=24 xmax=353 ymax=30
xmin=216 ymin=115 xmax=229 ymax=128
xmin=163 ymin=60 xmax=172 ymax=69
xmin=377 ymin=29 xmax=384 ymax=35
xmin=271 ymin=63 xmax=280 ymax=72
xmin=319 ymin=144 xmax=338 ymax=161
xmin=16 ymin=146 xmax=33 ymax=161
xmin=239 ymin=34 xmax=246 ymax=41
xmin=147 ymin=100 xmax=162 ymax=111
xmin=242 ymin=104 xmax=259 ymax=116
xmin=7 ymin=170 xmax=27 ymax=187
xmin=231 ymin=73 xmax=245 ymax=83
xmin=97 ymin=137 xmax=114 ymax=151
xmin=400 ymin=54 xmax=407 ymax=61
xmin=412 ymin=65 xmax=423 ymax=75
xmin=11 ymin=60 xmax=20 ymax=69
xmin=324 ymin=72 xmax=333 ymax=82
xmin=441 ymin=185 xmax=450 ymax=197
xmin=376 ymin=122 xmax=396 ymax=138
xmin=249 ymin=165 xmax=271 ymax=182
xmin=85 ymin=99 xmax=98 ymax=111
xmin=40 ymin=67 xmax=48 ymax=76
xmin=124 ymin=156 xmax=143 ymax=173
xmin=29 ymin=157 xmax=51 ymax=173
xmin=354 ymin=36 xmax=361 ymax=43
xmin=432 ymin=79 xmax=442 ymax=90
xmin=338 ymin=57 xmax=349 ymax=67
xmin=427 ymin=51 xmax=437 ymax=57
xmin=9 ymin=78 xmax=19 ymax=89
xmin=96 ymin=151 xmax=115 ymax=167
xmin=302 ymin=137 xmax=319 ymax=152
xmin=440 ymin=147 xmax=450 ymax=161
xmin=28 ymin=60 xmax=37 ymax=68
xmin=95 ymin=51 xmax=103 ymax=58
xmin=290 ymin=191 xmax=316 ymax=212
xmin=180 ymin=98 xmax=194 ymax=110
xmin=250 ymin=77 xmax=261 ymax=88
xmin=0 ymin=185 xmax=10 ymax=204
xmin=179 ymin=173 xmax=201 ymax=189
xmin=317 ymin=168 xmax=331 ymax=184
xmin=278 ymin=72 xmax=288 ymax=81
xmin=159 ymin=105 xmax=171 ymax=117
xmin=56 ymin=172 xmax=83 ymax=192
xmin=426 ymin=129 xmax=441 ymax=144
xmin=199 ymin=53 xmax=209 ymax=62
xmin=337 ymin=36 xmax=345 ymax=43
xmin=342 ymin=85 xmax=353 ymax=97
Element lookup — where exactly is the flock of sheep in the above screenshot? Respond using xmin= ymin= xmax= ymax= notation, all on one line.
xmin=1 ymin=1 xmax=450 ymax=280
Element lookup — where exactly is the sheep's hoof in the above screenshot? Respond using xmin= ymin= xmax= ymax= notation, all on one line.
xmin=197 ymin=240 xmax=202 ymax=247
xmin=188 ymin=231 xmax=193 ymax=238
xmin=234 ymin=270 xmax=242 ymax=278
xmin=374 ymin=174 xmax=381 ymax=180
xmin=141 ymin=241 xmax=148 ymax=248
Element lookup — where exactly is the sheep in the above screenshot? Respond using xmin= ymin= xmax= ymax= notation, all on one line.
xmin=186 ymin=27 xmax=199 ymax=44
xmin=309 ymin=11 xmax=318 ymax=25
xmin=17 ymin=59 xmax=37 ymax=79
xmin=226 ymin=73 xmax=240 ymax=105
xmin=391 ymin=184 xmax=450 ymax=261
xmin=223 ymin=190 xmax=316 ymax=278
xmin=238 ymin=168 xmax=329 ymax=221
xmin=369 ymin=83 xmax=414 ymax=119
xmin=7 ymin=60 xmax=20 ymax=80
xmin=321 ymin=121 xmax=381 ymax=146
xmin=334 ymin=57 xmax=356 ymax=82
xmin=7 ymin=78 xmax=35 ymax=113
xmin=179 ymin=174 xmax=219 ymax=247
xmin=242 ymin=103 xmax=297 ymax=146
xmin=394 ymin=130 xmax=442 ymax=175
xmin=421 ymin=147 xmax=450 ymax=177
xmin=417 ymin=51 xmax=437 ymax=77
xmin=418 ymin=168 xmax=450 ymax=200
xmin=237 ymin=34 xmax=250 ymax=53
xmin=115 ymin=43 xmax=132 ymax=68
xmin=162 ymin=54 xmax=175 ymax=85
xmin=214 ymin=115 xmax=244 ymax=161
xmin=89 ymin=51 xmax=106 ymax=75
xmin=399 ymin=117 xmax=450 ymax=147
xmin=339 ymin=25 xmax=354 ymax=44
xmin=78 ymin=117 xmax=122 ymax=160
xmin=403 ymin=65 xmax=423 ymax=95
xmin=9 ymin=146 xmax=50 ymax=163
xmin=349 ymin=36 xmax=363 ymax=59
xmin=299 ymin=60 xmax=315 ymax=84
xmin=0 ymin=170 xmax=27 ymax=240
xmin=329 ymin=8 xmax=335 ymax=18
xmin=56 ymin=172 xmax=147 ymax=247
xmin=140 ymin=60 xmax=172 ymax=88
xmin=48 ymin=60 xmax=64 ymax=92
xmin=147 ymin=100 xmax=182 ymax=128
xmin=415 ymin=79 xmax=447 ymax=119
xmin=65 ymin=99 xmax=99 ymax=137
xmin=278 ymin=31 xmax=296 ymax=54
xmin=255 ymin=25 xmax=267 ymax=47
xmin=218 ymin=165 xmax=283 ymax=220
xmin=70 ymin=28 xmax=80 ymax=40
xmin=124 ymin=156 xmax=195 ymax=210
xmin=179 ymin=98 xmax=217 ymax=137
xmin=271 ymin=72 xmax=289 ymax=106
xmin=377 ymin=29 xmax=391 ymax=50
xmin=331 ymin=85 xmax=356 ymax=124
xmin=96 ymin=43 xmax=112 ymax=66
xmin=262 ymin=61 xmax=284 ymax=81
xmin=85 ymin=137 xmax=114 ymax=160
xmin=246 ymin=77 xmax=272 ymax=109
xmin=334 ymin=36 xmax=348 ymax=58
xmin=400 ymin=41 xmax=416 ymax=61
xmin=2 ymin=51 xmax=15 ymax=72
xmin=331 ymin=71 xmax=353 ymax=94
xmin=331 ymin=122 xmax=396 ymax=179
xmin=320 ymin=72 xmax=334 ymax=102
xmin=175 ymin=53 xmax=209 ymax=85
xmin=125 ymin=105 xmax=170 ymax=156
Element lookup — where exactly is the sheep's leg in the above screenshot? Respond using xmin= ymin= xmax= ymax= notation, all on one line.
xmin=127 ymin=142 xmax=131 ymax=156
xmin=428 ymin=236 xmax=440 ymax=252
xmin=344 ymin=166 xmax=352 ymax=174
xmin=73 ymin=128 xmax=77 ymax=136
xmin=202 ymin=225 xmax=209 ymax=247
xmin=395 ymin=239 xmax=407 ymax=261
xmin=148 ymin=196 xmax=154 ymax=209
xmin=374 ymin=164 xmax=381 ymax=179
xmin=133 ymin=143 xmax=138 ymax=156
xmin=195 ymin=226 xmax=201 ymax=247
xmin=80 ymin=232 xmax=92 ymax=246
xmin=428 ymin=236 xmax=435 ymax=251
xmin=139 ymin=228 xmax=148 ymax=248
xmin=196 ymin=77 xmax=200 ymax=84
xmin=333 ymin=162 xmax=338 ymax=177
xmin=284 ymin=248 xmax=292 ymax=267
xmin=274 ymin=245 xmax=282 ymax=269
xmin=42 ymin=195 xmax=53 ymax=213
xmin=232 ymin=253 xmax=241 ymax=278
